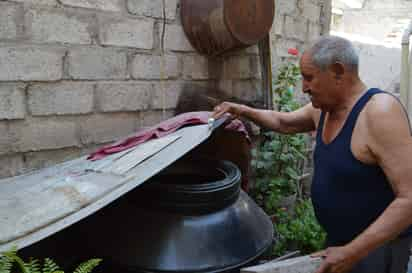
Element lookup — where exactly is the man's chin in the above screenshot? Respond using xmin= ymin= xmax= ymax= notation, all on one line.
xmin=311 ymin=99 xmax=320 ymax=109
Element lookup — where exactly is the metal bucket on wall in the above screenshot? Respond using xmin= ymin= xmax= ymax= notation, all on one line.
xmin=181 ymin=0 xmax=275 ymax=56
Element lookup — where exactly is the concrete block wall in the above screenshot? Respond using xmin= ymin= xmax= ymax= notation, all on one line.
xmin=270 ymin=0 xmax=331 ymax=103
xmin=0 ymin=0 xmax=264 ymax=178
xmin=0 ymin=0 xmax=331 ymax=178
xmin=338 ymin=0 xmax=412 ymax=43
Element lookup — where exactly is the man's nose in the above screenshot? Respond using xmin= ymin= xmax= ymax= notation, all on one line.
xmin=302 ymin=83 xmax=309 ymax=93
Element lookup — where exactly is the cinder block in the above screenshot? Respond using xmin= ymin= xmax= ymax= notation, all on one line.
xmin=79 ymin=113 xmax=138 ymax=144
xmin=127 ymin=0 xmax=177 ymax=20
xmin=12 ymin=118 xmax=80 ymax=152
xmin=272 ymin=9 xmax=284 ymax=36
xmin=68 ymin=47 xmax=128 ymax=80
xmin=131 ymin=54 xmax=179 ymax=80
xmin=0 ymin=122 xmax=13 ymax=156
xmin=9 ymin=0 xmax=58 ymax=6
xmin=302 ymin=1 xmax=321 ymax=23
xmin=25 ymin=8 xmax=93 ymax=44
xmin=0 ymin=83 xmax=26 ymax=120
xmin=139 ymin=110 xmax=175 ymax=128
xmin=277 ymin=0 xmax=297 ymax=15
xmin=307 ymin=22 xmax=321 ymax=43
xmin=0 ymin=2 xmax=22 ymax=40
xmin=217 ymin=80 xmax=233 ymax=96
xmin=284 ymin=15 xmax=307 ymax=41
xmin=0 ymin=154 xmax=25 ymax=179
xmin=96 ymin=82 xmax=152 ymax=112
xmin=232 ymin=80 xmax=260 ymax=102
xmin=60 ymin=0 xmax=122 ymax=12
xmin=28 ymin=82 xmax=94 ymax=116
xmin=99 ymin=16 xmax=154 ymax=49
xmin=182 ymin=55 xmax=210 ymax=80
xmin=151 ymin=81 xmax=183 ymax=109
xmin=24 ymin=148 xmax=82 ymax=171
xmin=164 ymin=24 xmax=194 ymax=52
xmin=250 ymin=55 xmax=262 ymax=79
xmin=223 ymin=56 xmax=253 ymax=80
xmin=245 ymin=45 xmax=260 ymax=54
xmin=0 ymin=46 xmax=64 ymax=81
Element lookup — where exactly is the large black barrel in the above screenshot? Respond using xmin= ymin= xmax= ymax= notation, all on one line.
xmin=81 ymin=159 xmax=274 ymax=272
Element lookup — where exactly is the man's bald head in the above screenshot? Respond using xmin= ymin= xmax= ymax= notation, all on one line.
xmin=307 ymin=36 xmax=359 ymax=73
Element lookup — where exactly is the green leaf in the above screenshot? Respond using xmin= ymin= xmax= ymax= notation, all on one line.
xmin=0 ymin=248 xmax=15 ymax=273
xmin=72 ymin=259 xmax=102 ymax=273
xmin=43 ymin=258 xmax=61 ymax=273
xmin=12 ymin=254 xmax=30 ymax=273
xmin=25 ymin=258 xmax=41 ymax=273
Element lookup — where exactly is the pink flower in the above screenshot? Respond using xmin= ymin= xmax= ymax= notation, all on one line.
xmin=288 ymin=48 xmax=299 ymax=56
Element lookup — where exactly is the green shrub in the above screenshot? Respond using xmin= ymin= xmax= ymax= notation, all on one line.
xmin=272 ymin=199 xmax=326 ymax=256
xmin=0 ymin=248 xmax=101 ymax=273
xmin=251 ymin=56 xmax=326 ymax=258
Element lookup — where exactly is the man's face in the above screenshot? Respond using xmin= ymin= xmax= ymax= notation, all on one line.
xmin=299 ymin=52 xmax=337 ymax=110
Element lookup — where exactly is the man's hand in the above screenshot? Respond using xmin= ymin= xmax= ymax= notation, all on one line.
xmin=212 ymin=102 xmax=246 ymax=119
xmin=312 ymin=246 xmax=359 ymax=273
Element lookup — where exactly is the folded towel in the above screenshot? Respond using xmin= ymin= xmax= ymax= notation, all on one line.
xmin=87 ymin=111 xmax=249 ymax=161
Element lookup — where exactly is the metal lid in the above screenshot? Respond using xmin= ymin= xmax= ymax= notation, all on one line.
xmin=0 ymin=117 xmax=227 ymax=252
xmin=224 ymin=0 xmax=275 ymax=45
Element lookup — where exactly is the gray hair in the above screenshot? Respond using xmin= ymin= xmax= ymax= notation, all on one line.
xmin=309 ymin=35 xmax=359 ymax=72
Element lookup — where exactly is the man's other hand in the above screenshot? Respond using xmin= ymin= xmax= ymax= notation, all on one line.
xmin=312 ymin=246 xmax=359 ymax=273
xmin=212 ymin=102 xmax=246 ymax=119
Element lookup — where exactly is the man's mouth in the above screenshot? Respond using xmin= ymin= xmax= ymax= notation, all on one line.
xmin=304 ymin=89 xmax=312 ymax=95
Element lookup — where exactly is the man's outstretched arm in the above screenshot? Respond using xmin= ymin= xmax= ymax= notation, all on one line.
xmin=212 ymin=102 xmax=318 ymax=134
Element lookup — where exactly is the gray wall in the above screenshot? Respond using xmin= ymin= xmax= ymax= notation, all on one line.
xmin=270 ymin=0 xmax=331 ymax=102
xmin=0 ymin=0 xmax=331 ymax=178
xmin=338 ymin=0 xmax=412 ymax=42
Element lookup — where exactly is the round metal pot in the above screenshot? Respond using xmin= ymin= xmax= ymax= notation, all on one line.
xmin=181 ymin=0 xmax=275 ymax=56
xmin=80 ymin=159 xmax=274 ymax=273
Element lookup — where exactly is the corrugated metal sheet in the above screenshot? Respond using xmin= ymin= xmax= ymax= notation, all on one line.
xmin=0 ymin=123 xmax=217 ymax=252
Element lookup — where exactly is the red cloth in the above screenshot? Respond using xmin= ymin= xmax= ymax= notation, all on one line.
xmin=87 ymin=111 xmax=249 ymax=161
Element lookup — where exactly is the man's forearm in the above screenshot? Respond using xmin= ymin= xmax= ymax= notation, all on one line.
xmin=345 ymin=197 xmax=412 ymax=261
xmin=240 ymin=106 xmax=285 ymax=133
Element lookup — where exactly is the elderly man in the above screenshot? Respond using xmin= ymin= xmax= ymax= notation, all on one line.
xmin=212 ymin=36 xmax=412 ymax=273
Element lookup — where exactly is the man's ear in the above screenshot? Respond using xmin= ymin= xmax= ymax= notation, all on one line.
xmin=329 ymin=62 xmax=345 ymax=80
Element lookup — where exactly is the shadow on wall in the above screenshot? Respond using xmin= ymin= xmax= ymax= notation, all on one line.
xmin=174 ymin=83 xmax=264 ymax=116
xmin=174 ymin=83 xmax=264 ymax=191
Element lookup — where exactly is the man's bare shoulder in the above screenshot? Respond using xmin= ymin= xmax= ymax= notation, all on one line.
xmin=364 ymin=93 xmax=408 ymax=129
xmin=364 ymin=93 xmax=411 ymax=155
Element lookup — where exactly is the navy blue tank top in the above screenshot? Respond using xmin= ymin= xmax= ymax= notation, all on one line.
xmin=311 ymin=88 xmax=411 ymax=246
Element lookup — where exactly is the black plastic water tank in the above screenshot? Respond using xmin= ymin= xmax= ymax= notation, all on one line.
xmin=81 ymin=158 xmax=274 ymax=273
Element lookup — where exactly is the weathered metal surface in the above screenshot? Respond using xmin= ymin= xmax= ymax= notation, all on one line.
xmin=181 ymin=0 xmax=275 ymax=56
xmin=0 ymin=124 xmax=213 ymax=252
xmin=240 ymin=256 xmax=322 ymax=273
xmin=90 ymin=135 xmax=181 ymax=175
xmin=225 ymin=0 xmax=275 ymax=45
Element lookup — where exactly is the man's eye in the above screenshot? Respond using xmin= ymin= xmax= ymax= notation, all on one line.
xmin=303 ymin=75 xmax=313 ymax=81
